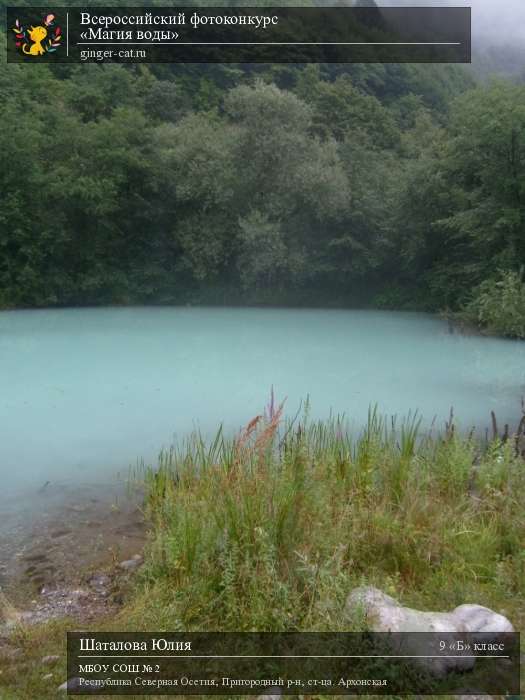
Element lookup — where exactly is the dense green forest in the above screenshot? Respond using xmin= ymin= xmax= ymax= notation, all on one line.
xmin=1 ymin=14 xmax=524 ymax=331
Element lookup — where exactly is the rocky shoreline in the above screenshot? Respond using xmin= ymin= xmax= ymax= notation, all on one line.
xmin=0 ymin=483 xmax=148 ymax=696
xmin=0 ymin=480 xmax=146 ymax=626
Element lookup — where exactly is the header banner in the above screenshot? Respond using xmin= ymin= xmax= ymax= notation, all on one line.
xmin=6 ymin=6 xmax=471 ymax=63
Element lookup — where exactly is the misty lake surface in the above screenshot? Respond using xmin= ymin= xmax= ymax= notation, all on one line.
xmin=1 ymin=307 xmax=524 ymax=495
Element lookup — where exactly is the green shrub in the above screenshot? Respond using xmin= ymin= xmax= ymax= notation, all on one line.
xmin=461 ymin=269 xmax=525 ymax=339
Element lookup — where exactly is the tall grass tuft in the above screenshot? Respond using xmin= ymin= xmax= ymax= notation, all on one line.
xmin=127 ymin=403 xmax=525 ymax=634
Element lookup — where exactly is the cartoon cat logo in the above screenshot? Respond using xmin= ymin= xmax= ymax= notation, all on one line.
xmin=12 ymin=14 xmax=62 ymax=57
xmin=23 ymin=25 xmax=47 ymax=56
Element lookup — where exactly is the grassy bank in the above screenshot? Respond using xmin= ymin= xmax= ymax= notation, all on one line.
xmin=127 ymin=405 xmax=524 ymax=632
xmin=1 ymin=405 xmax=524 ymax=698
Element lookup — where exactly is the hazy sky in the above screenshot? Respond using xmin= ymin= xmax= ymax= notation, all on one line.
xmin=377 ymin=0 xmax=525 ymax=44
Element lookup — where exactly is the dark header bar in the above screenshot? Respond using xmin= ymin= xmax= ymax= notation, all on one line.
xmin=66 ymin=631 xmax=519 ymax=695
xmin=6 ymin=6 xmax=471 ymax=63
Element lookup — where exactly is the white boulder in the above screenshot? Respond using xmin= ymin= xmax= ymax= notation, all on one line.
xmin=345 ymin=586 xmax=514 ymax=677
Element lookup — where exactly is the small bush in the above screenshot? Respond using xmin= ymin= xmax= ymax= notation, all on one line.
xmin=461 ymin=269 xmax=525 ymax=339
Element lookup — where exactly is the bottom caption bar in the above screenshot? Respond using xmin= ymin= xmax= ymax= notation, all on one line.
xmin=66 ymin=632 xmax=520 ymax=695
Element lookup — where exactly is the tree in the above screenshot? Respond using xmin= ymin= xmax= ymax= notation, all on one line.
xmin=440 ymin=83 xmax=525 ymax=267
xmin=237 ymin=212 xmax=288 ymax=292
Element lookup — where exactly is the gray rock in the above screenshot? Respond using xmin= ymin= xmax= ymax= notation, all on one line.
xmin=88 ymin=572 xmax=111 ymax=594
xmin=71 ymin=588 xmax=90 ymax=599
xmin=58 ymin=677 xmax=81 ymax=692
xmin=119 ymin=556 xmax=143 ymax=572
xmin=345 ymin=586 xmax=514 ymax=677
xmin=258 ymin=688 xmax=283 ymax=700
xmin=42 ymin=654 xmax=60 ymax=665
xmin=346 ymin=587 xmax=459 ymax=632
xmin=452 ymin=604 xmax=513 ymax=633
xmin=346 ymin=586 xmax=514 ymax=633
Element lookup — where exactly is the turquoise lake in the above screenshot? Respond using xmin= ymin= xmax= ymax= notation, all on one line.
xmin=1 ymin=307 xmax=524 ymax=495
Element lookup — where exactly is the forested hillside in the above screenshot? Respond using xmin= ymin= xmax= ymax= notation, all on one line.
xmin=1 ymin=18 xmax=524 ymax=323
